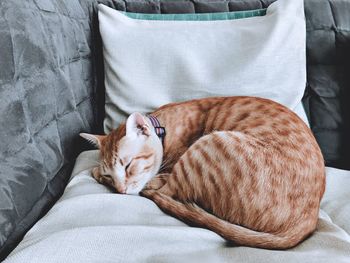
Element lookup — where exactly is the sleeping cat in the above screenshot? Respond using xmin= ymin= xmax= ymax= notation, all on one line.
xmin=80 ymin=96 xmax=325 ymax=249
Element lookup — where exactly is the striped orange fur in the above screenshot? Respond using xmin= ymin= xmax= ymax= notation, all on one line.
xmin=81 ymin=96 xmax=325 ymax=249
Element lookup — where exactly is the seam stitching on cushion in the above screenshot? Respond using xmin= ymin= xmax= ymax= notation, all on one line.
xmin=3 ymin=9 xmax=17 ymax=86
xmin=313 ymin=127 xmax=345 ymax=132
xmin=307 ymin=28 xmax=350 ymax=32
xmin=56 ymin=55 xmax=91 ymax=69
xmin=328 ymin=0 xmax=337 ymax=30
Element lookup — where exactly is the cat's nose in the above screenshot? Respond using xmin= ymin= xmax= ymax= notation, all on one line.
xmin=117 ymin=185 xmax=126 ymax=194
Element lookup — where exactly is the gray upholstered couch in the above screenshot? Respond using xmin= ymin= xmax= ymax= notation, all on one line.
xmin=0 ymin=0 xmax=349 ymax=260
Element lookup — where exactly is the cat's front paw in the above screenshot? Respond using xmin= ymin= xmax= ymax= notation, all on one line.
xmin=91 ymin=167 xmax=114 ymax=187
xmin=142 ymin=173 xmax=170 ymax=192
xmin=91 ymin=167 xmax=102 ymax=182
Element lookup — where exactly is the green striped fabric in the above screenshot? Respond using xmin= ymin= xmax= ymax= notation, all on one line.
xmin=122 ymin=9 xmax=267 ymax=21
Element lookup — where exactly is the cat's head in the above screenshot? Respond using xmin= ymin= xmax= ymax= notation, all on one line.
xmin=80 ymin=113 xmax=163 ymax=195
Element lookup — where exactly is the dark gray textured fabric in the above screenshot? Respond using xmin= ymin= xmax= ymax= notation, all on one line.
xmin=0 ymin=0 xmax=349 ymax=260
xmin=303 ymin=0 xmax=350 ymax=169
xmin=0 ymin=0 xmax=101 ymax=259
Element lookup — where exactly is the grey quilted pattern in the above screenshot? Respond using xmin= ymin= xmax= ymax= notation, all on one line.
xmin=0 ymin=0 xmax=100 ymax=258
xmin=303 ymin=0 xmax=350 ymax=169
xmin=0 ymin=0 xmax=349 ymax=260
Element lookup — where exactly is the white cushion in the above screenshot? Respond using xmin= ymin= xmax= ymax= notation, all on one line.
xmin=98 ymin=0 xmax=306 ymax=133
xmin=5 ymin=151 xmax=350 ymax=263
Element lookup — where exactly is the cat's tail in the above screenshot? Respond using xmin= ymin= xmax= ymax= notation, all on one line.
xmin=141 ymin=190 xmax=314 ymax=250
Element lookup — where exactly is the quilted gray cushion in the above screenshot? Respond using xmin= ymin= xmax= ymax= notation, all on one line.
xmin=0 ymin=0 xmax=101 ymax=259
xmin=0 ymin=0 xmax=349 ymax=260
xmin=303 ymin=0 xmax=350 ymax=169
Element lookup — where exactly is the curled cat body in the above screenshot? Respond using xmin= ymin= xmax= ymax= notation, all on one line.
xmin=80 ymin=96 xmax=325 ymax=249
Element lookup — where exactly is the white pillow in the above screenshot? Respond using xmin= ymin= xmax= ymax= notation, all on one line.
xmin=98 ymin=0 xmax=306 ymax=133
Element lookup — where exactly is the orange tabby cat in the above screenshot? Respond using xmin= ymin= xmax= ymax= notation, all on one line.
xmin=80 ymin=96 xmax=325 ymax=249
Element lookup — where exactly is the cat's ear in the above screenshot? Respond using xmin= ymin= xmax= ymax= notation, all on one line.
xmin=80 ymin=133 xmax=106 ymax=148
xmin=126 ymin=112 xmax=151 ymax=138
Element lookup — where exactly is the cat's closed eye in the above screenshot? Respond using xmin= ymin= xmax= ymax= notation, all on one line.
xmin=125 ymin=162 xmax=131 ymax=171
xmin=103 ymin=173 xmax=112 ymax=179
